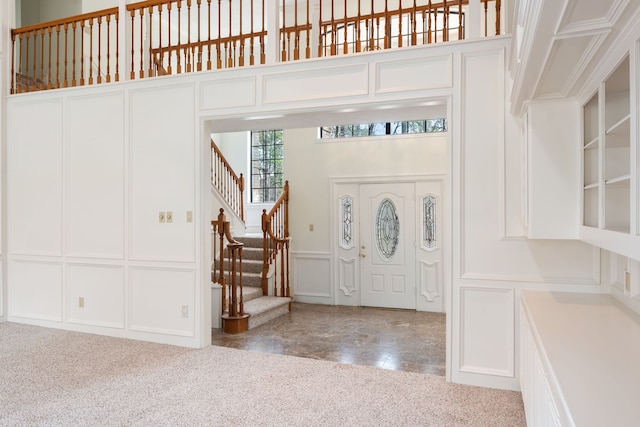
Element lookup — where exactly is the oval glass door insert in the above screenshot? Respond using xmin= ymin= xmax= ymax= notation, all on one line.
xmin=376 ymin=198 xmax=399 ymax=260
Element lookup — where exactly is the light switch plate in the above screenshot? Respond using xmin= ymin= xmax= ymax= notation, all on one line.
xmin=159 ymin=212 xmax=165 ymax=223
xmin=166 ymin=211 xmax=173 ymax=223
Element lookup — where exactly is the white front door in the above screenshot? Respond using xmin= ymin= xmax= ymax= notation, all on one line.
xmin=359 ymin=182 xmax=416 ymax=309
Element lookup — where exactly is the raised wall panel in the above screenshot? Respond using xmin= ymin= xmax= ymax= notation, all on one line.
xmin=67 ymin=92 xmax=125 ymax=258
xmin=130 ymin=84 xmax=196 ymax=262
xmin=419 ymin=260 xmax=441 ymax=302
xmin=129 ymin=267 xmax=195 ymax=336
xmin=9 ymin=99 xmax=63 ymax=256
xmin=9 ymin=261 xmax=62 ymax=321
xmin=459 ymin=287 xmax=514 ymax=377
xmin=262 ymin=64 xmax=368 ymax=104
xmin=292 ymin=253 xmax=332 ymax=304
xmin=67 ymin=264 xmax=124 ymax=328
xmin=200 ymin=77 xmax=257 ymax=110
xmin=375 ymin=55 xmax=453 ymax=93
xmin=338 ymin=257 xmax=356 ymax=296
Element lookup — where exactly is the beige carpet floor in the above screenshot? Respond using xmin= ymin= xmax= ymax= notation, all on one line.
xmin=0 ymin=322 xmax=526 ymax=426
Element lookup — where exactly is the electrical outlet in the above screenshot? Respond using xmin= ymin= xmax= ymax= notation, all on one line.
xmin=159 ymin=211 xmax=165 ymax=223
xmin=79 ymin=297 xmax=85 ymax=308
xmin=625 ymin=271 xmax=631 ymax=293
xmin=166 ymin=211 xmax=173 ymax=223
xmin=181 ymin=305 xmax=189 ymax=318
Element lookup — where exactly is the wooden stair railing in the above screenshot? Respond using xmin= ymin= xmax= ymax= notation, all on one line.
xmin=261 ymin=181 xmax=290 ymax=299
xmin=212 ymin=208 xmax=249 ymax=334
xmin=211 ymin=139 xmax=244 ymax=223
xmin=11 ymin=0 xmax=502 ymax=94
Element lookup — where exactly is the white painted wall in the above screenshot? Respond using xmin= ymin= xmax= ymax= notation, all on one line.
xmin=7 ymin=80 xmax=204 ymax=347
xmin=3 ymin=32 xmax=605 ymax=391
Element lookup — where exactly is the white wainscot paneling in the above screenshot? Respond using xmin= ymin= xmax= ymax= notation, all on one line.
xmin=130 ymin=84 xmax=196 ymax=262
xmin=292 ymin=253 xmax=332 ymax=304
xmin=9 ymin=99 xmax=63 ymax=256
xmin=67 ymin=93 xmax=125 ymax=258
xmin=9 ymin=261 xmax=62 ymax=321
xmin=375 ymin=54 xmax=453 ymax=93
xmin=419 ymin=260 xmax=441 ymax=302
xmin=200 ymin=77 xmax=256 ymax=110
xmin=67 ymin=264 xmax=124 ymax=328
xmin=263 ymin=64 xmax=368 ymax=104
xmin=459 ymin=287 xmax=514 ymax=377
xmin=130 ymin=267 xmax=196 ymax=336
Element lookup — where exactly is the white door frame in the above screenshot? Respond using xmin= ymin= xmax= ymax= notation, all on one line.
xmin=330 ymin=174 xmax=449 ymax=313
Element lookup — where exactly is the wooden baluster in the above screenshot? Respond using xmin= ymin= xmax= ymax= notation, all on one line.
xmin=177 ymin=1 xmax=182 ymax=73
xmin=207 ymin=0 xmax=212 ymax=69
xmin=97 ymin=16 xmax=102 ymax=84
xmin=443 ymin=0 xmax=448 ymax=42
xmin=318 ymin=1 xmax=323 ymax=57
xmin=483 ymin=0 xmax=488 ymax=36
xmin=260 ymin=0 xmax=265 ymax=64
xmin=39 ymin=28 xmax=45 ymax=90
xmin=457 ymin=0 xmax=463 ymax=39
xmin=249 ymin=0 xmax=254 ymax=65
xmin=281 ymin=0 xmax=287 ymax=61
xmin=384 ymin=0 xmax=389 ymax=49
xmin=197 ymin=0 xmax=203 ymax=71
xmin=106 ymin=14 xmax=111 ymax=82
xmin=427 ymin=1 xmax=432 ymax=44
xmin=47 ymin=26 xmax=52 ymax=89
xmin=216 ymin=0 xmax=222 ymax=69
xmin=158 ymin=4 xmax=163 ymax=75
xmin=411 ymin=0 xmax=417 ymax=45
xmin=147 ymin=6 xmax=153 ymax=77
xmin=71 ymin=22 xmax=76 ymax=86
xmin=115 ymin=11 xmax=120 ymax=82
xmin=398 ymin=0 xmax=405 ymax=48
xmin=23 ymin=31 xmax=28 ymax=91
xmin=495 ymin=0 xmax=501 ymax=35
xmin=63 ymin=23 xmax=69 ymax=87
xmin=355 ymin=0 xmax=361 ymax=53
xmin=10 ymin=33 xmax=16 ymax=94
xmin=81 ymin=20 xmax=86 ymax=85
xmin=330 ymin=1 xmax=336 ymax=55
xmin=167 ymin=3 xmax=172 ymax=74
xmin=30 ymin=29 xmax=36 ymax=91
xmin=187 ymin=0 xmax=192 ymax=72
xmin=293 ymin=0 xmax=299 ymax=60
xmin=88 ymin=18 xmax=94 ymax=84
xmin=55 ymin=24 xmax=61 ymax=88
xmin=239 ymin=0 xmax=244 ymax=66
xmin=138 ymin=10 xmax=144 ymax=78
xmin=130 ymin=9 xmax=135 ymax=79
xmin=228 ymin=0 xmax=233 ymax=67
xmin=343 ymin=0 xmax=348 ymax=54
xmin=305 ymin=0 xmax=310 ymax=58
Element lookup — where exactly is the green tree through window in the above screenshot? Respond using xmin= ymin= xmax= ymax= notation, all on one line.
xmin=251 ymin=130 xmax=284 ymax=203
xmin=320 ymin=119 xmax=447 ymax=138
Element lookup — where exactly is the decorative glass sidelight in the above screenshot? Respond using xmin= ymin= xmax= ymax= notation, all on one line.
xmin=376 ymin=198 xmax=399 ymax=260
xmin=423 ymin=195 xmax=437 ymax=249
xmin=340 ymin=196 xmax=354 ymax=249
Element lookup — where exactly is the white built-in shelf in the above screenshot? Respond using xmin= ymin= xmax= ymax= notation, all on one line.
xmin=583 ymin=182 xmax=599 ymax=190
xmin=605 ymin=174 xmax=631 ymax=186
xmin=605 ymin=114 xmax=631 ymax=138
xmin=583 ymin=137 xmax=599 ymax=150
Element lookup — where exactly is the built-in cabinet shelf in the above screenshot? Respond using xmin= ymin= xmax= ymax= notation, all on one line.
xmin=582 ymin=54 xmax=636 ymax=241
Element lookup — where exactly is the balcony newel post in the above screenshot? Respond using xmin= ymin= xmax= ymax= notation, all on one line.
xmin=265 ymin=0 xmax=280 ymax=64
xmin=467 ymin=0 xmax=481 ymax=39
xmin=309 ymin=0 xmax=320 ymax=58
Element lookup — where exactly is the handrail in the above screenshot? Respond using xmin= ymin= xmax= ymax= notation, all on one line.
xmin=11 ymin=0 xmax=502 ymax=94
xmin=212 ymin=208 xmax=248 ymax=333
xmin=261 ymin=181 xmax=290 ymax=298
xmin=211 ymin=139 xmax=245 ymax=223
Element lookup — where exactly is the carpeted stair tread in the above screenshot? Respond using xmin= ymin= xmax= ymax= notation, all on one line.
xmin=246 ymin=296 xmax=291 ymax=330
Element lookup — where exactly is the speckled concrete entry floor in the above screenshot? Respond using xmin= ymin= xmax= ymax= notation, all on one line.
xmin=212 ymin=303 xmax=446 ymax=376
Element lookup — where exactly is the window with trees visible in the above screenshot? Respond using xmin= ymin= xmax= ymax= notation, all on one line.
xmin=320 ymin=119 xmax=447 ymax=139
xmin=251 ymin=130 xmax=284 ymax=203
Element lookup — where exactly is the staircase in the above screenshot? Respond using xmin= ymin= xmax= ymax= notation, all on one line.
xmin=225 ymin=235 xmax=291 ymax=331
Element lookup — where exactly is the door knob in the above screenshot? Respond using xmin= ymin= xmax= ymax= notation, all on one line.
xmin=360 ymin=252 xmax=366 ymax=258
